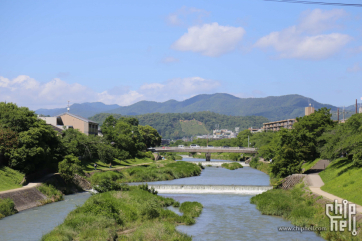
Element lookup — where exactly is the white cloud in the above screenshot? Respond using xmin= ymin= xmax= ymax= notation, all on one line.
xmin=166 ymin=7 xmax=209 ymax=26
xmin=298 ymin=9 xmax=347 ymax=34
xmin=162 ymin=56 xmax=179 ymax=63
xmin=172 ymin=23 xmax=246 ymax=57
xmin=255 ymin=9 xmax=352 ymax=60
xmin=0 ymin=75 xmax=221 ymax=109
xmin=347 ymin=63 xmax=361 ymax=72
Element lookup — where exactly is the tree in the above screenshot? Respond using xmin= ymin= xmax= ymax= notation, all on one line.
xmin=10 ymin=124 xmax=64 ymax=173
xmin=0 ymin=127 xmax=18 ymax=165
xmin=229 ymin=153 xmax=240 ymax=161
xmin=58 ymin=154 xmax=82 ymax=182
xmin=139 ymin=125 xmax=162 ymax=148
xmin=237 ymin=129 xmax=251 ymax=147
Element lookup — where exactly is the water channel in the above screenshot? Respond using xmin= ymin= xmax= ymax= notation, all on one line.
xmin=0 ymin=158 xmax=324 ymax=241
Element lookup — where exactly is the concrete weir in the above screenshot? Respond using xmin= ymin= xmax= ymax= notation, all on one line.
xmin=186 ymin=161 xmax=250 ymax=167
xmin=148 ymin=184 xmax=272 ymax=194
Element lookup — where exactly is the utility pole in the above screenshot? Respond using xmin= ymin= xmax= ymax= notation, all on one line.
xmin=248 ymin=135 xmax=249 ymax=148
xmin=343 ymin=106 xmax=345 ymax=122
xmin=356 ymin=99 xmax=358 ymax=114
xmin=337 ymin=108 xmax=339 ymax=122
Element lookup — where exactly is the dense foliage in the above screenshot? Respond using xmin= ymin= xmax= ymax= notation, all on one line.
xmin=90 ymin=111 xmax=268 ymax=139
xmin=0 ymin=103 xmax=64 ymax=173
xmin=0 ymin=198 xmax=17 ymax=219
xmin=0 ymin=102 xmax=162 ymax=178
xmin=58 ymin=155 xmax=83 ymax=183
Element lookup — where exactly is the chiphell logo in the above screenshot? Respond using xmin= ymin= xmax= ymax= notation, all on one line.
xmin=326 ymin=199 xmax=357 ymax=236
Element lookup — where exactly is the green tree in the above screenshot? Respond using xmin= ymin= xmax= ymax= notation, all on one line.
xmin=229 ymin=153 xmax=240 ymax=161
xmin=237 ymin=129 xmax=251 ymax=147
xmin=0 ymin=127 xmax=18 ymax=165
xmin=138 ymin=125 xmax=162 ymax=148
xmin=58 ymin=154 xmax=82 ymax=182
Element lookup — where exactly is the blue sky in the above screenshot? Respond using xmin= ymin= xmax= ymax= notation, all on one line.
xmin=1 ymin=0 xmax=361 ymax=109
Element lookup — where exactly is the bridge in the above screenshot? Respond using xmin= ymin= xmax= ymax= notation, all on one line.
xmin=148 ymin=147 xmax=257 ymax=161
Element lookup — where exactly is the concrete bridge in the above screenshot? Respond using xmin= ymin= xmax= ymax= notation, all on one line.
xmin=148 ymin=147 xmax=257 ymax=161
xmin=185 ymin=161 xmax=249 ymax=167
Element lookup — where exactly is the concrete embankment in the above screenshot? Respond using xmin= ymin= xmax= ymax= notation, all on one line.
xmin=185 ymin=161 xmax=250 ymax=167
xmin=0 ymin=187 xmax=47 ymax=211
xmin=148 ymin=184 xmax=272 ymax=194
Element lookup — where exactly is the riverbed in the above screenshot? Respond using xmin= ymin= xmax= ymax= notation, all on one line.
xmin=0 ymin=158 xmax=324 ymax=241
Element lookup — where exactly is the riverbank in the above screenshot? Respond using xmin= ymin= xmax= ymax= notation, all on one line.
xmin=42 ymin=186 xmax=203 ymax=240
xmin=89 ymin=159 xmax=202 ymax=185
xmin=251 ymin=182 xmax=362 ymax=240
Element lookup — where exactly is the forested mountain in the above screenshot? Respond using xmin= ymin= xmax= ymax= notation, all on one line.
xmin=90 ymin=112 xmax=268 ymax=139
xmin=35 ymin=94 xmax=337 ymax=121
xmin=35 ymin=102 xmax=120 ymax=118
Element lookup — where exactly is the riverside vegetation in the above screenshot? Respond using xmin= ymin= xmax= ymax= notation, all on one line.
xmin=221 ymin=162 xmax=243 ymax=170
xmin=251 ymin=183 xmax=362 ymax=240
xmin=247 ymin=109 xmax=362 ymax=239
xmin=41 ymin=186 xmax=203 ymax=240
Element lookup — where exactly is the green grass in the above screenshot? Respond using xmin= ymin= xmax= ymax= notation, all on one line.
xmin=319 ymin=157 xmax=362 ymax=206
xmin=0 ymin=166 xmax=25 ymax=192
xmin=251 ymin=183 xmax=362 ymax=240
xmin=37 ymin=184 xmax=64 ymax=204
xmin=302 ymin=158 xmax=321 ymax=173
xmin=80 ymin=158 xmax=154 ymax=172
xmin=0 ymin=198 xmax=17 ymax=219
xmin=221 ymin=162 xmax=243 ymax=170
xmin=42 ymin=186 xmax=203 ymax=240
xmin=193 ymin=152 xmax=242 ymax=161
xmin=89 ymin=160 xmax=202 ymax=184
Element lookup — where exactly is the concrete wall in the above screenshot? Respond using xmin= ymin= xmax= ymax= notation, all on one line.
xmin=38 ymin=117 xmax=57 ymax=126
xmin=0 ymin=188 xmax=47 ymax=211
xmin=60 ymin=114 xmax=85 ymax=133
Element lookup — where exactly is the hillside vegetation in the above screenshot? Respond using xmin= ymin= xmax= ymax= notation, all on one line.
xmin=36 ymin=93 xmax=338 ymax=121
xmin=90 ymin=111 xmax=268 ymax=139
xmin=0 ymin=166 xmax=24 ymax=192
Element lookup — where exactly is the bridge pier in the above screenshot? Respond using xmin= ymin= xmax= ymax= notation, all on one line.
xmin=206 ymin=152 xmax=211 ymax=161
xmin=189 ymin=152 xmax=196 ymax=157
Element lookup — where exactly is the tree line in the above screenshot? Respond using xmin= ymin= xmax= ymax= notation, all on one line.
xmin=89 ymin=111 xmax=269 ymax=139
xmin=0 ymin=102 xmax=161 ymax=175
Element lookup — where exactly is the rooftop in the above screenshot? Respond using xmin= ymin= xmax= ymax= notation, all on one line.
xmin=57 ymin=112 xmax=98 ymax=124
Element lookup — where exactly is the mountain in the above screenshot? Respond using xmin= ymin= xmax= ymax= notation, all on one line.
xmin=89 ymin=112 xmax=269 ymax=139
xmin=103 ymin=93 xmax=337 ymax=121
xmin=35 ymin=93 xmax=337 ymax=121
xmin=35 ymin=102 xmax=120 ymax=118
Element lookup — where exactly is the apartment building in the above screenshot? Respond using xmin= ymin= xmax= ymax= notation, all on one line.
xmin=263 ymin=119 xmax=297 ymax=131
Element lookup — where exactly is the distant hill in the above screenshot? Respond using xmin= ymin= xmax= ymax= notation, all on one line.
xmin=35 ymin=102 xmax=120 ymax=118
xmin=35 ymin=93 xmax=338 ymax=121
xmin=89 ymin=112 xmax=269 ymax=139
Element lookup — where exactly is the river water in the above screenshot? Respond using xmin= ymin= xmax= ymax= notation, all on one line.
xmin=0 ymin=158 xmax=324 ymax=241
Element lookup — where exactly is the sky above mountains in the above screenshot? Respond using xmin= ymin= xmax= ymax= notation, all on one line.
xmin=1 ymin=0 xmax=361 ymax=109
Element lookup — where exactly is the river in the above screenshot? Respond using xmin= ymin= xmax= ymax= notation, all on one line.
xmin=0 ymin=158 xmax=324 ymax=241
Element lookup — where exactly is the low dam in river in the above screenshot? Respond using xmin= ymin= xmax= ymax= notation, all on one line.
xmin=148 ymin=184 xmax=272 ymax=194
xmin=186 ymin=161 xmax=250 ymax=167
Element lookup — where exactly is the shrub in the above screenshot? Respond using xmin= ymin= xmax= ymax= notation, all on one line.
xmin=221 ymin=162 xmax=243 ymax=170
xmin=94 ymin=180 xmax=129 ymax=193
xmin=0 ymin=198 xmax=17 ymax=219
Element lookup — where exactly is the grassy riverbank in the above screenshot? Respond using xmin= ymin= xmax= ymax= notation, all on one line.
xmin=89 ymin=160 xmax=202 ymax=184
xmin=221 ymin=162 xmax=243 ymax=170
xmin=0 ymin=198 xmax=17 ymax=219
xmin=249 ymin=157 xmax=280 ymax=185
xmin=42 ymin=186 xmax=203 ymax=240
xmin=81 ymin=157 xmax=154 ymax=172
xmin=319 ymin=157 xmax=362 ymax=206
xmin=37 ymin=184 xmax=64 ymax=204
xmin=251 ymin=183 xmax=362 ymax=240
xmin=0 ymin=166 xmax=25 ymax=192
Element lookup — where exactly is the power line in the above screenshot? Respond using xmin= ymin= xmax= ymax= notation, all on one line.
xmin=264 ymin=0 xmax=362 ymax=7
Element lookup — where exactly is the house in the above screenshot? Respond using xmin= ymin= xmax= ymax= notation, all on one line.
xmin=39 ymin=112 xmax=99 ymax=136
